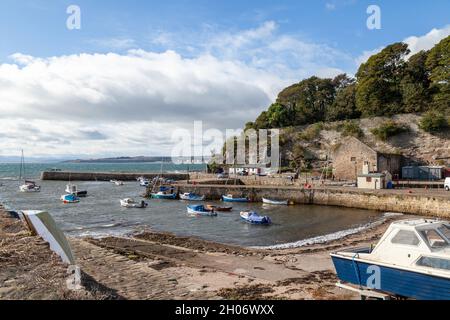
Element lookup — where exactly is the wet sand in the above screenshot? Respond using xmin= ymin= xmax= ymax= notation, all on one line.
xmin=0 ymin=206 xmax=408 ymax=300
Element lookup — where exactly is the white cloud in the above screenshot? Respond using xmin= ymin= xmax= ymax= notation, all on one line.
xmin=403 ymin=25 xmax=450 ymax=55
xmin=0 ymin=21 xmax=354 ymax=157
xmin=355 ymin=25 xmax=450 ymax=65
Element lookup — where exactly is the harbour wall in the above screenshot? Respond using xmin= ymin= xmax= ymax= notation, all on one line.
xmin=40 ymin=171 xmax=189 ymax=181
xmin=177 ymin=184 xmax=450 ymax=218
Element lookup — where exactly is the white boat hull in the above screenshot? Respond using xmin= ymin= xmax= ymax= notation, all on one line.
xmin=262 ymin=198 xmax=288 ymax=205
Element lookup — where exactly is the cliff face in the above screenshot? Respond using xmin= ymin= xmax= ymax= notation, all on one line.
xmin=280 ymin=113 xmax=450 ymax=170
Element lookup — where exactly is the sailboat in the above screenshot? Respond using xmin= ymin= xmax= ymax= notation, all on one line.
xmin=18 ymin=150 xmax=41 ymax=193
xmin=150 ymin=158 xmax=177 ymax=200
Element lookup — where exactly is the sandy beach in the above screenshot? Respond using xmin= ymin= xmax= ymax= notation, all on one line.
xmin=0 ymin=207 xmax=410 ymax=300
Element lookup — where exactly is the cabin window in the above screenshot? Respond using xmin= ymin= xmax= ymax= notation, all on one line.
xmin=438 ymin=225 xmax=450 ymax=241
xmin=350 ymin=157 xmax=356 ymax=162
xmin=391 ymin=230 xmax=420 ymax=246
xmin=420 ymin=229 xmax=449 ymax=248
xmin=416 ymin=256 xmax=450 ymax=271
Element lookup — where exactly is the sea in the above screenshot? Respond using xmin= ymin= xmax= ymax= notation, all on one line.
xmin=0 ymin=162 xmax=385 ymax=248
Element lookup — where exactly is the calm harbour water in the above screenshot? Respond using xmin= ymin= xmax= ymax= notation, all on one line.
xmin=0 ymin=177 xmax=383 ymax=247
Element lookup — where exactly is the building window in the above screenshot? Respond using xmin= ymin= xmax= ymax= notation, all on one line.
xmin=351 ymin=157 xmax=356 ymax=162
xmin=366 ymin=177 xmax=372 ymax=182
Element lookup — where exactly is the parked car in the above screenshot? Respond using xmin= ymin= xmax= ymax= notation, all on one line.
xmin=445 ymin=177 xmax=450 ymax=191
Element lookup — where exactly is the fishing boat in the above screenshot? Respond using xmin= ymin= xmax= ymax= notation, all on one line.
xmin=65 ymin=184 xmax=87 ymax=197
xmin=262 ymin=198 xmax=288 ymax=205
xmin=180 ymin=193 xmax=205 ymax=201
xmin=331 ymin=219 xmax=450 ymax=300
xmin=151 ymin=192 xmax=177 ymax=200
xmin=222 ymin=194 xmax=249 ymax=203
xmin=18 ymin=150 xmax=41 ymax=193
xmin=120 ymin=198 xmax=148 ymax=208
xmin=240 ymin=211 xmax=271 ymax=225
xmin=206 ymin=204 xmax=232 ymax=212
xmin=60 ymin=194 xmax=80 ymax=204
xmin=187 ymin=205 xmax=217 ymax=217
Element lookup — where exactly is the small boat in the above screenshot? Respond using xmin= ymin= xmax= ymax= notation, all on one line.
xmin=140 ymin=180 xmax=150 ymax=187
xmin=151 ymin=192 xmax=177 ymax=200
xmin=19 ymin=181 xmax=41 ymax=193
xmin=180 ymin=193 xmax=205 ymax=201
xmin=18 ymin=150 xmax=41 ymax=193
xmin=65 ymin=184 xmax=87 ymax=197
xmin=240 ymin=211 xmax=271 ymax=225
xmin=262 ymin=198 xmax=288 ymax=205
xmin=110 ymin=180 xmax=124 ymax=186
xmin=60 ymin=194 xmax=80 ymax=204
xmin=222 ymin=194 xmax=249 ymax=203
xmin=206 ymin=204 xmax=232 ymax=212
xmin=331 ymin=219 xmax=450 ymax=300
xmin=120 ymin=198 xmax=148 ymax=208
xmin=187 ymin=205 xmax=217 ymax=217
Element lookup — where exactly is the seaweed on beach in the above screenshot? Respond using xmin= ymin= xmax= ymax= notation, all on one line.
xmin=217 ymin=284 xmax=276 ymax=300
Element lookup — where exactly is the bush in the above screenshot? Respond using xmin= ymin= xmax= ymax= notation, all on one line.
xmin=371 ymin=120 xmax=409 ymax=141
xmin=340 ymin=120 xmax=363 ymax=138
xmin=298 ymin=123 xmax=323 ymax=141
xmin=419 ymin=111 xmax=449 ymax=133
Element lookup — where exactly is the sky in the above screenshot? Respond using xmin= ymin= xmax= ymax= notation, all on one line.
xmin=0 ymin=0 xmax=449 ymax=159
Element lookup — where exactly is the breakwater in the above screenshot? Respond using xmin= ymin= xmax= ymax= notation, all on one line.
xmin=177 ymin=184 xmax=450 ymax=218
xmin=40 ymin=171 xmax=189 ymax=181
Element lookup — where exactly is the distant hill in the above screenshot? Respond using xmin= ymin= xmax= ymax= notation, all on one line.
xmin=63 ymin=156 xmax=173 ymax=163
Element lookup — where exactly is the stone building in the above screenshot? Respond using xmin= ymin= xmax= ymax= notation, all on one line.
xmin=332 ymin=137 xmax=402 ymax=181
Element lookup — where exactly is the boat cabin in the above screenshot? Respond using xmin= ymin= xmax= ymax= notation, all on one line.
xmin=338 ymin=219 xmax=450 ymax=273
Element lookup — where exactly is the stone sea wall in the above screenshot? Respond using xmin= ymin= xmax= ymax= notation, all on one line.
xmin=177 ymin=184 xmax=450 ymax=218
xmin=41 ymin=171 xmax=189 ymax=181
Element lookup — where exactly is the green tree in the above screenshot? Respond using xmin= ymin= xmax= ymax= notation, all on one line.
xmin=426 ymin=35 xmax=450 ymax=111
xmin=277 ymin=76 xmax=335 ymax=125
xmin=254 ymin=111 xmax=269 ymax=129
xmin=326 ymin=83 xmax=360 ymax=121
xmin=400 ymin=51 xmax=431 ymax=112
xmin=356 ymin=43 xmax=410 ymax=116
xmin=266 ymin=103 xmax=294 ymax=128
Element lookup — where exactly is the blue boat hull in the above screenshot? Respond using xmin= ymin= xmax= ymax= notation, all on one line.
xmin=222 ymin=196 xmax=249 ymax=203
xmin=331 ymin=255 xmax=450 ymax=300
xmin=240 ymin=217 xmax=271 ymax=225
xmin=151 ymin=193 xmax=177 ymax=200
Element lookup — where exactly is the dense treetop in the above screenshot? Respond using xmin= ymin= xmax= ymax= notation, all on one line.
xmin=246 ymin=36 xmax=449 ymax=131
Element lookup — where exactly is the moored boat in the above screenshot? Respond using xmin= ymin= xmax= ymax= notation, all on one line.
xmin=240 ymin=211 xmax=271 ymax=225
xmin=331 ymin=219 xmax=450 ymax=300
xmin=262 ymin=198 xmax=288 ymax=205
xmin=206 ymin=204 xmax=232 ymax=212
xmin=65 ymin=184 xmax=87 ymax=197
xmin=60 ymin=194 xmax=80 ymax=204
xmin=180 ymin=193 xmax=205 ymax=201
xmin=120 ymin=198 xmax=148 ymax=208
xmin=187 ymin=205 xmax=217 ymax=217
xmin=18 ymin=150 xmax=41 ymax=192
xmin=19 ymin=181 xmax=41 ymax=193
xmin=110 ymin=180 xmax=124 ymax=186
xmin=151 ymin=192 xmax=177 ymax=200
xmin=222 ymin=194 xmax=249 ymax=203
